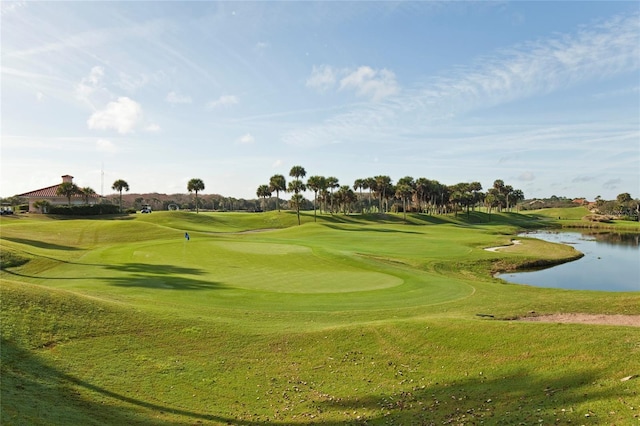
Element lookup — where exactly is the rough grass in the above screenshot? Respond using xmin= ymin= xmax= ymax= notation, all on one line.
xmin=1 ymin=209 xmax=639 ymax=425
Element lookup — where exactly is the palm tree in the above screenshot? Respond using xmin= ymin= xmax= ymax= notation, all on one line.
xmin=336 ymin=185 xmax=356 ymax=214
xmin=287 ymin=179 xmax=306 ymax=225
xmin=306 ymin=175 xmax=326 ymax=222
xmin=395 ymin=183 xmax=414 ymax=221
xmin=397 ymin=176 xmax=415 ymax=213
xmin=81 ymin=186 xmax=97 ymax=205
xmin=374 ymin=175 xmax=392 ymax=214
xmin=256 ymin=184 xmax=271 ymax=211
xmin=353 ymin=178 xmax=365 ymax=213
xmin=289 ymin=165 xmax=306 ymax=181
xmin=111 ymin=179 xmax=130 ymax=213
xmin=326 ymin=176 xmax=339 ymax=214
xmin=365 ymin=177 xmax=376 ymax=212
xmin=56 ymin=182 xmax=80 ymax=207
xmin=269 ymin=174 xmax=286 ymax=212
xmin=187 ymin=178 xmax=205 ymax=213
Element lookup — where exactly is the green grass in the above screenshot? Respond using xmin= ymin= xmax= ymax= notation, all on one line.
xmin=1 ymin=209 xmax=639 ymax=425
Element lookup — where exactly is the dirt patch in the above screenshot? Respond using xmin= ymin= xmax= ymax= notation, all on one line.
xmin=518 ymin=313 xmax=640 ymax=327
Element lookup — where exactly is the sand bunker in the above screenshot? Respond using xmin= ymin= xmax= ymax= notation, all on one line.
xmin=484 ymin=240 xmax=522 ymax=252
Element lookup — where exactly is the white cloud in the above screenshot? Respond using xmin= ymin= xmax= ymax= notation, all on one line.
xmin=206 ymin=95 xmax=239 ymax=109
xmin=87 ymin=97 xmax=142 ymax=134
xmin=96 ymin=138 xmax=118 ymax=153
xmin=166 ymin=91 xmax=192 ymax=104
xmin=145 ymin=123 xmax=161 ymax=132
xmin=339 ymin=66 xmax=399 ymax=101
xmin=36 ymin=91 xmax=44 ymax=102
xmin=306 ymin=64 xmax=399 ymax=101
xmin=237 ymin=133 xmax=255 ymax=144
xmin=518 ymin=172 xmax=536 ymax=182
xmin=306 ymin=65 xmax=337 ymax=92
xmin=272 ymin=159 xmax=283 ymax=168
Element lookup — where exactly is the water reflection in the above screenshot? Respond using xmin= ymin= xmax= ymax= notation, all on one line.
xmin=500 ymin=230 xmax=640 ymax=292
xmin=583 ymin=231 xmax=640 ymax=247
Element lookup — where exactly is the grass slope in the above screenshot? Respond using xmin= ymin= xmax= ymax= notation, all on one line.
xmin=1 ymin=209 xmax=639 ymax=425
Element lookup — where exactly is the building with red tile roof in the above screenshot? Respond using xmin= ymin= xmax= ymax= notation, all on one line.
xmin=18 ymin=175 xmax=100 ymax=212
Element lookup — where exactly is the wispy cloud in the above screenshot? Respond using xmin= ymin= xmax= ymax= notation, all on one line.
xmin=307 ymin=65 xmax=399 ymax=101
xmin=289 ymin=12 xmax=640 ymax=148
xmin=76 ymin=66 xmax=109 ymax=108
xmin=339 ymin=66 xmax=399 ymax=101
xmin=603 ymin=178 xmax=622 ymax=190
xmin=166 ymin=91 xmax=192 ymax=104
xmin=96 ymin=138 xmax=118 ymax=153
xmin=236 ymin=133 xmax=255 ymax=145
xmin=207 ymin=95 xmax=239 ymax=109
xmin=306 ymin=65 xmax=337 ymax=92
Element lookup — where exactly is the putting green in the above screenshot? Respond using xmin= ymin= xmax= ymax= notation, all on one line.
xmin=129 ymin=240 xmax=404 ymax=293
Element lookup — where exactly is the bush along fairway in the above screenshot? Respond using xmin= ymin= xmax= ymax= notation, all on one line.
xmin=1 ymin=209 xmax=639 ymax=425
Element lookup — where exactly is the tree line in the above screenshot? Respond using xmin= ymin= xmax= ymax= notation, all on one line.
xmin=255 ymin=165 xmax=526 ymax=222
xmin=4 ymin=172 xmax=637 ymax=221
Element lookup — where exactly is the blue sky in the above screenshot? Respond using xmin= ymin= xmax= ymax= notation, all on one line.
xmin=1 ymin=1 xmax=638 ymax=201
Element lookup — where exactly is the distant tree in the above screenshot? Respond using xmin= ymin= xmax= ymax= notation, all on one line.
xmin=287 ymin=179 xmax=307 ymax=225
xmin=33 ymin=200 xmax=51 ymax=213
xmin=134 ymin=196 xmax=144 ymax=209
xmin=57 ymin=181 xmax=80 ymax=207
xmin=617 ymin=193 xmax=632 ymax=204
xmin=363 ymin=177 xmax=376 ymax=213
xmin=353 ymin=178 xmax=365 ymax=213
xmin=187 ymin=178 xmax=205 ymax=213
xmin=307 ymin=175 xmax=326 ymax=222
xmin=468 ymin=182 xmax=483 ymax=211
xmin=374 ymin=175 xmax=392 ymax=214
xmin=336 ymin=185 xmax=356 ymax=214
xmin=269 ymin=174 xmax=286 ymax=212
xmin=111 ymin=179 xmax=130 ymax=213
xmin=81 ymin=187 xmax=97 ymax=205
xmin=256 ymin=184 xmax=271 ymax=211
xmin=326 ymin=176 xmax=339 ymax=214
xmin=395 ymin=183 xmax=414 ymax=221
xmin=511 ymin=189 xmax=525 ymax=211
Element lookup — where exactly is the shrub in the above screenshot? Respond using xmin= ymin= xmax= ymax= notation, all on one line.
xmin=48 ymin=204 xmax=120 ymax=216
xmin=0 ymin=250 xmax=29 ymax=269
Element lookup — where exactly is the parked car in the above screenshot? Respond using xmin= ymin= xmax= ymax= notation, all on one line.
xmin=140 ymin=208 xmax=152 ymax=213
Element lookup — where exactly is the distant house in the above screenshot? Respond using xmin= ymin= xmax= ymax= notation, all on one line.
xmin=18 ymin=175 xmax=100 ymax=212
xmin=572 ymin=198 xmax=589 ymax=206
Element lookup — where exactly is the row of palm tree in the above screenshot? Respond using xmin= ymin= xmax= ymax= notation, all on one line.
xmin=257 ymin=169 xmax=525 ymax=221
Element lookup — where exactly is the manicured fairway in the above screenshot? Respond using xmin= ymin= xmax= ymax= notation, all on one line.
xmin=2 ymin=209 xmax=639 ymax=425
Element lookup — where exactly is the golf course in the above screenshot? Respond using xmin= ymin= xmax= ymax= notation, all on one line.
xmin=1 ymin=207 xmax=639 ymax=425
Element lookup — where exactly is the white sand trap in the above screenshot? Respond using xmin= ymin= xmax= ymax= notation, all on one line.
xmin=484 ymin=240 xmax=522 ymax=252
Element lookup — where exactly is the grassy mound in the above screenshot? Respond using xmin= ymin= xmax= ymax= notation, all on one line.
xmin=1 ymin=209 xmax=639 ymax=424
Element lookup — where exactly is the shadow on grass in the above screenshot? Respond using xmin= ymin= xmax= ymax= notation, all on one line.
xmin=1 ymin=339 xmax=242 ymax=425
xmin=2 ymin=338 xmax=617 ymax=425
xmin=106 ymin=274 xmax=226 ymax=290
xmin=2 ymin=237 xmax=82 ymax=251
xmin=3 ymin=260 xmax=224 ymax=291
xmin=315 ymin=368 xmax=612 ymax=424
xmin=323 ymin=224 xmax=422 ymax=235
xmin=103 ymin=262 xmax=204 ymax=276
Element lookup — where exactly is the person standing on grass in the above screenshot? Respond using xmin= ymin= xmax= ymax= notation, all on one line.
xmin=185 ymin=232 xmax=190 ymax=241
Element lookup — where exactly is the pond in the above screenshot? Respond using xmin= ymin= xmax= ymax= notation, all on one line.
xmin=498 ymin=230 xmax=640 ymax=292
